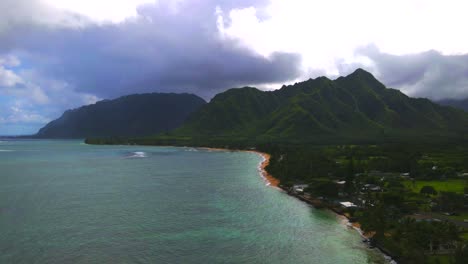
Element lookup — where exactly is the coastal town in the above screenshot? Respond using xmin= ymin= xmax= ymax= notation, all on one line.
xmin=258 ymin=145 xmax=468 ymax=264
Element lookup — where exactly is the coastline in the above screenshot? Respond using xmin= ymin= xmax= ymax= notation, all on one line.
xmin=197 ymin=147 xmax=281 ymax=188
xmin=199 ymin=148 xmax=379 ymax=243
xmin=248 ymin=150 xmax=392 ymax=261
xmin=91 ymin=143 xmax=394 ymax=262
xmin=251 ymin=151 xmax=280 ymax=188
xmin=282 ymin=188 xmax=395 ymax=263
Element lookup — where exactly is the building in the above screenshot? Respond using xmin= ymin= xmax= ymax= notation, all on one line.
xmin=340 ymin=201 xmax=357 ymax=208
xmin=362 ymin=184 xmax=381 ymax=192
xmin=293 ymin=184 xmax=309 ymax=193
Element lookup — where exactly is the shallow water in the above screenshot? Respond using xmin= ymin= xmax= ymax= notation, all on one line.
xmin=0 ymin=140 xmax=386 ymax=263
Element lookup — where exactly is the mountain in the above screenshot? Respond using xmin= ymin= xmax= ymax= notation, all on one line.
xmin=437 ymin=98 xmax=468 ymax=112
xmin=169 ymin=69 xmax=468 ymax=144
xmin=36 ymin=93 xmax=206 ymax=138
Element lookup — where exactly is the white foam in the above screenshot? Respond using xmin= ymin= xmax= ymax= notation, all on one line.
xmin=256 ymin=154 xmax=270 ymax=186
xmin=128 ymin=151 xmax=147 ymax=158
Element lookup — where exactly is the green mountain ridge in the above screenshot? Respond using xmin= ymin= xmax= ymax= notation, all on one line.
xmin=36 ymin=93 xmax=206 ymax=138
xmin=167 ymin=69 xmax=468 ymax=144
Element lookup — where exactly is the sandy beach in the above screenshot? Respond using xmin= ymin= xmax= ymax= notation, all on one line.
xmin=253 ymin=152 xmax=280 ymax=187
xmin=196 ymin=147 xmax=280 ymax=188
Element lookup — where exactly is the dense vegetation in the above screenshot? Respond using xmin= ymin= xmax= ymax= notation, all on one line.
xmin=170 ymin=69 xmax=468 ymax=144
xmin=259 ymin=143 xmax=468 ymax=264
xmin=36 ymin=93 xmax=206 ymax=138
xmin=86 ymin=69 xmax=468 ymax=263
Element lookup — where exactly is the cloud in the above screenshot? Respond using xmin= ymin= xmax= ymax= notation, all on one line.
xmin=42 ymin=0 xmax=156 ymax=23
xmin=0 ymin=99 xmax=51 ymax=135
xmin=0 ymin=0 xmax=300 ymax=134
xmin=0 ymin=103 xmax=50 ymax=125
xmin=0 ymin=0 xmax=300 ymax=99
xmin=0 ymin=55 xmax=99 ymax=134
xmin=0 ymin=67 xmax=22 ymax=87
xmin=0 ymin=0 xmax=90 ymax=34
xmin=222 ymin=0 xmax=468 ymax=102
xmin=337 ymin=45 xmax=468 ymax=100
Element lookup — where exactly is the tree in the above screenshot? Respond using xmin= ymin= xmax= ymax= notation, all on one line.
xmin=360 ymin=203 xmax=386 ymax=239
xmin=438 ymin=192 xmax=464 ymax=212
xmin=311 ymin=180 xmax=338 ymax=198
xmin=441 ymin=167 xmax=456 ymax=178
xmin=454 ymin=242 xmax=468 ymax=264
xmin=420 ymin=186 xmax=437 ymax=196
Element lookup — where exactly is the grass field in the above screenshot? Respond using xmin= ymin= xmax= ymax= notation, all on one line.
xmin=461 ymin=232 xmax=468 ymax=241
xmin=428 ymin=255 xmax=451 ymax=264
xmin=403 ymin=179 xmax=467 ymax=194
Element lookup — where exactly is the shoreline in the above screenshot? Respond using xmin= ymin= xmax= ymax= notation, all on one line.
xmin=282 ymin=188 xmax=395 ymax=262
xmin=246 ymin=149 xmax=394 ymax=262
xmin=196 ymin=147 xmax=281 ymax=188
xmin=88 ymin=142 xmax=395 ymax=262
xmin=250 ymin=151 xmax=280 ymax=188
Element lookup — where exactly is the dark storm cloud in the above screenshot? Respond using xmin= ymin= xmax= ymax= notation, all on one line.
xmin=0 ymin=0 xmax=301 ymax=99
xmin=339 ymin=45 xmax=468 ymax=100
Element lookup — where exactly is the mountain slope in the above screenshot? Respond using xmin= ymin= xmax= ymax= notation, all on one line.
xmin=437 ymin=98 xmax=468 ymax=112
xmin=172 ymin=69 xmax=468 ymax=143
xmin=36 ymin=93 xmax=206 ymax=138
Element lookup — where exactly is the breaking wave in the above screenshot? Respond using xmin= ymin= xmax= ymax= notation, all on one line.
xmin=128 ymin=151 xmax=147 ymax=158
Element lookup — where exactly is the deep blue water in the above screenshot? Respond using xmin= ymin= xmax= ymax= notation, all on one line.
xmin=0 ymin=140 xmax=386 ymax=263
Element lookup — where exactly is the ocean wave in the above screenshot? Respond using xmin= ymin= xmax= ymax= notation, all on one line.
xmin=127 ymin=151 xmax=147 ymax=158
xmin=0 ymin=149 xmax=13 ymax=152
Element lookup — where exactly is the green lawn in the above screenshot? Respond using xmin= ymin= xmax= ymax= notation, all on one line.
xmin=450 ymin=213 xmax=468 ymax=222
xmin=461 ymin=232 xmax=468 ymax=241
xmin=403 ymin=179 xmax=467 ymax=194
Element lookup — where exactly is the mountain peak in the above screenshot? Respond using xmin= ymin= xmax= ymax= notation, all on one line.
xmin=348 ymin=68 xmax=375 ymax=78
xmin=340 ymin=68 xmax=386 ymax=92
xmin=175 ymin=70 xmax=468 ymax=143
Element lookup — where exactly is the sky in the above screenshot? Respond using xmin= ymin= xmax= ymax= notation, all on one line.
xmin=1 ymin=0 xmax=468 ymax=135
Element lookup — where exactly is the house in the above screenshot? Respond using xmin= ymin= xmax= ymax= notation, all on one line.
xmin=362 ymin=184 xmax=381 ymax=192
xmin=340 ymin=201 xmax=357 ymax=208
xmin=293 ymin=184 xmax=309 ymax=193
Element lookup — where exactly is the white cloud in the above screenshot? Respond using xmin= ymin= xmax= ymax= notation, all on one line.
xmin=0 ymin=0 xmax=90 ymax=33
xmin=0 ymin=66 xmax=23 ymax=87
xmin=0 ymin=55 xmax=24 ymax=87
xmin=0 ymin=58 xmax=100 ymax=131
xmin=225 ymin=0 xmax=468 ymax=77
xmin=2 ymin=103 xmax=50 ymax=124
xmin=43 ymin=0 xmax=157 ymax=23
xmin=0 ymin=55 xmax=20 ymax=67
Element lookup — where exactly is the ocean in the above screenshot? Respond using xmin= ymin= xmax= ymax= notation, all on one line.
xmin=0 ymin=140 xmax=386 ymax=263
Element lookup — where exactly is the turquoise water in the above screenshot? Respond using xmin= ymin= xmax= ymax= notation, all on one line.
xmin=0 ymin=140 xmax=386 ymax=263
